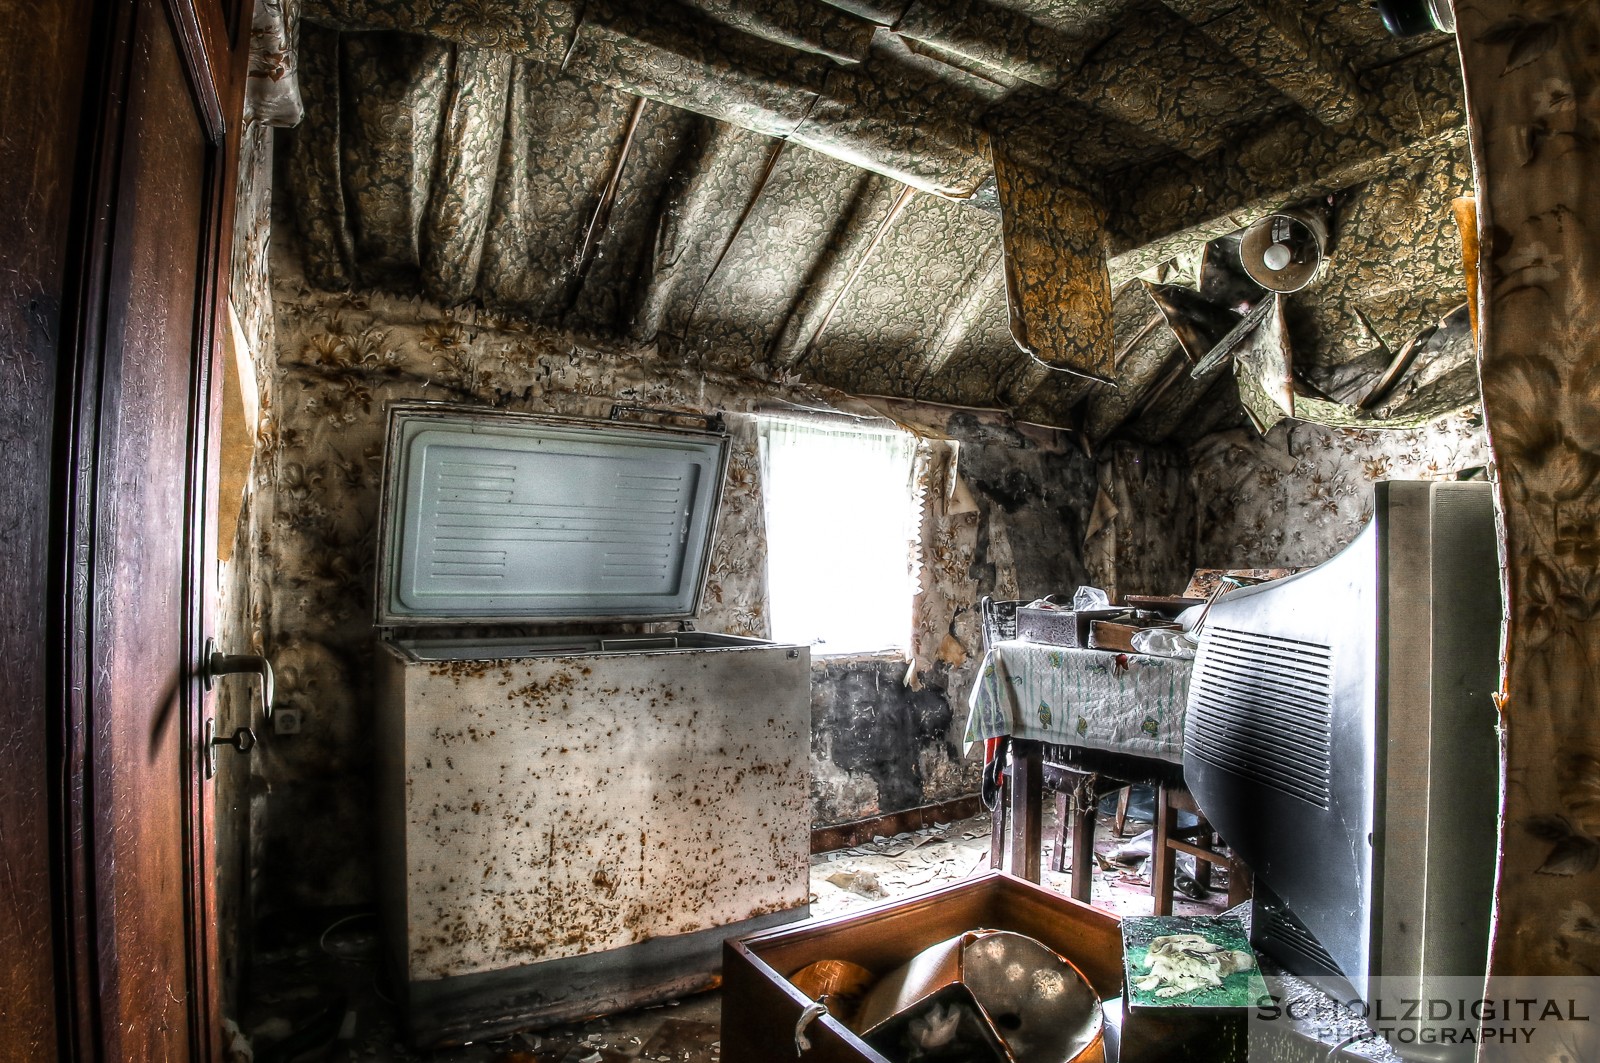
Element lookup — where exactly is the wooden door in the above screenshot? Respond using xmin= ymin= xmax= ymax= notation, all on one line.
xmin=0 ymin=0 xmax=247 ymax=1059
xmin=0 ymin=0 xmax=95 ymax=1055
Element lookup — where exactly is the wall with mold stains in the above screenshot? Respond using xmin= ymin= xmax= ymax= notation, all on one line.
xmin=240 ymin=229 xmax=1487 ymax=919
xmin=235 ymin=229 xmax=1125 ymax=911
xmin=1188 ymin=416 xmax=1490 ymax=570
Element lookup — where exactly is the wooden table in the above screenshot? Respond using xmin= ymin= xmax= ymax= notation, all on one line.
xmin=966 ymin=642 xmax=1195 ymax=902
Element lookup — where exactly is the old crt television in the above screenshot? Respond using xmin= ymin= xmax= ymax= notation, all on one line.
xmin=1183 ymin=481 xmax=1500 ymax=1006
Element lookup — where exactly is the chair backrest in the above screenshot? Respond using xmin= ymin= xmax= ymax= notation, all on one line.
xmin=979 ymin=596 xmax=1029 ymax=652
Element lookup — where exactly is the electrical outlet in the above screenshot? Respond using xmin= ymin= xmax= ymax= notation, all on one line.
xmin=274 ymin=708 xmax=302 ymax=735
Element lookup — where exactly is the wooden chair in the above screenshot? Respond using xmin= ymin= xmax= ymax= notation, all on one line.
xmin=1152 ymin=781 xmax=1253 ymax=914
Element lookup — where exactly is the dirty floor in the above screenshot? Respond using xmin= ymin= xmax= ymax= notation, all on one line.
xmin=239 ymin=799 xmax=1231 ymax=1063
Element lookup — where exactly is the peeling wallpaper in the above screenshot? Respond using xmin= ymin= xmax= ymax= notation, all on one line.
xmin=1459 ymin=0 xmax=1600 ymax=979
xmin=224 ymin=233 xmax=1495 ymax=933
xmin=1085 ymin=442 xmax=1198 ymax=601
xmin=1288 ymin=148 xmax=1474 ymax=387
xmin=216 ymin=117 xmax=279 ymax=1016
xmin=240 ymin=225 xmax=1116 ymax=906
xmin=1189 ymin=414 xmax=1491 ymax=570
xmin=241 ymin=227 xmax=1489 ymax=908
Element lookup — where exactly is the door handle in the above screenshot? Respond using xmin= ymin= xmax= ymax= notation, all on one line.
xmin=203 ymin=637 xmax=275 ymax=720
xmin=203 ymin=718 xmax=256 ymax=779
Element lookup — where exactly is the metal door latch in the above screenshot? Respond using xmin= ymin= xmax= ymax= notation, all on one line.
xmin=203 ymin=637 xmax=275 ymax=719
xmin=203 ymin=718 xmax=257 ymax=779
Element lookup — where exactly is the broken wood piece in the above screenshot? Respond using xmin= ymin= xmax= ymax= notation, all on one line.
xmin=1234 ymin=295 xmax=1296 ymax=430
xmin=1189 ymin=296 xmax=1273 ymax=379
xmin=1359 ymin=324 xmax=1430 ymax=410
xmin=1143 ymin=281 xmax=1242 ymax=365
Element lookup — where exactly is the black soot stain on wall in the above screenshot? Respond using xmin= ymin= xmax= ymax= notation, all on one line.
xmin=812 ymin=656 xmax=958 ymax=815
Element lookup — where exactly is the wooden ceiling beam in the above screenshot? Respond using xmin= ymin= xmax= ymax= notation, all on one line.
xmin=892 ymin=0 xmax=1094 ymax=89
xmin=1070 ymin=9 xmax=1288 ymax=161
xmin=1160 ymin=0 xmax=1369 ymax=126
xmin=1104 ymin=47 xmax=1465 ymax=285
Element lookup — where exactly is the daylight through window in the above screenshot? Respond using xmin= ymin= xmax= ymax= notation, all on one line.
xmin=757 ymin=416 xmax=919 ymax=655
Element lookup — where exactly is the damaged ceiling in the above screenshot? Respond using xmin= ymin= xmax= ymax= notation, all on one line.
xmin=284 ymin=0 xmax=1472 ymax=437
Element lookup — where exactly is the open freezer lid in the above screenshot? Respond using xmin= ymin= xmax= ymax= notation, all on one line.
xmin=375 ymin=402 xmax=730 ymax=626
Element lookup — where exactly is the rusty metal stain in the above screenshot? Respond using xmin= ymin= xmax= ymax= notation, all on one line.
xmin=381 ymin=641 xmax=810 ymax=982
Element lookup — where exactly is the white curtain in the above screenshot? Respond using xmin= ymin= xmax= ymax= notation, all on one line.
xmin=757 ymin=416 xmax=918 ymax=655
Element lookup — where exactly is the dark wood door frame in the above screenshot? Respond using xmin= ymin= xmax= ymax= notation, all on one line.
xmin=30 ymin=0 xmax=249 ymax=1059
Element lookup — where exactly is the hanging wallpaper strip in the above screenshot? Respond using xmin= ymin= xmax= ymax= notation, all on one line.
xmin=992 ymin=139 xmax=1114 ymax=383
xmin=247 ymin=0 xmax=304 ymax=126
xmin=1082 ymin=287 xmax=1182 ymax=443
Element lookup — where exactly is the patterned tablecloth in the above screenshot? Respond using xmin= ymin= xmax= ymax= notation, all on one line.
xmin=964 ymin=640 xmax=1194 ymax=764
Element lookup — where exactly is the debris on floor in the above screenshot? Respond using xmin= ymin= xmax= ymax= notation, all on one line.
xmin=239 ymin=806 xmax=1230 ymax=1062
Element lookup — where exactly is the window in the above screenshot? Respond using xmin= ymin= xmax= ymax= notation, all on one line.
xmin=757 ymin=416 xmax=919 ymax=655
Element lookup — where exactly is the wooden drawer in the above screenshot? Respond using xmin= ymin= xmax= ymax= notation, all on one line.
xmin=722 ymin=872 xmax=1236 ymax=1062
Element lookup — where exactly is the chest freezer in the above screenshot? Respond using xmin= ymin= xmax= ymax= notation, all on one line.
xmin=371 ymin=402 xmax=811 ymax=1048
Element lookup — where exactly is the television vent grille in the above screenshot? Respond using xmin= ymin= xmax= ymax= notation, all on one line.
xmin=1189 ymin=626 xmax=1334 ymax=809
xmin=1260 ymin=901 xmax=1341 ymax=976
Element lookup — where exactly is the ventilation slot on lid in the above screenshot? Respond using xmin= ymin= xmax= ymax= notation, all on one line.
xmin=377 ymin=404 xmax=728 ymax=625
xmin=1188 ymin=625 xmax=1335 ymax=809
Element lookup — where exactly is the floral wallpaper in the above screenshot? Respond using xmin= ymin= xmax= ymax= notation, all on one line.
xmin=1106 ymin=45 xmax=1468 ymax=283
xmin=284 ymin=28 xmax=1062 ymax=417
xmin=236 ymin=231 xmax=1118 ymax=907
xmin=1160 ymin=0 xmax=1365 ymax=126
xmin=894 ymin=0 xmax=1094 ymax=88
xmin=283 ymin=13 xmax=1483 ymax=440
xmin=1074 ymin=1 xmax=1286 ymax=160
xmin=246 ymin=0 xmax=303 ymax=126
xmin=1189 ymin=413 xmax=1490 ymax=570
xmin=1287 ymin=150 xmax=1474 ymax=384
xmin=789 ymin=43 xmax=993 ymax=198
xmin=1084 ymin=442 xmax=1198 ymax=601
xmin=992 ymin=139 xmax=1114 ymax=382
xmin=214 ymin=115 xmax=281 ymax=1017
xmin=1457 ymin=0 xmax=1600 ymax=982
xmin=566 ymin=0 xmax=831 ymax=139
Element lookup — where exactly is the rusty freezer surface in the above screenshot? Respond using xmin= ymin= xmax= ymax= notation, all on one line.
xmin=375 ymin=635 xmax=812 ymax=991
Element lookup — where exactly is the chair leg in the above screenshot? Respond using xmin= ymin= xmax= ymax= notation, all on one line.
xmin=1152 ymin=781 xmax=1177 ymax=916
xmin=989 ymin=773 xmax=1008 ymax=871
xmin=1049 ymin=789 xmax=1071 ymax=875
xmin=1070 ymin=786 xmax=1096 ymax=905
xmin=1227 ymin=858 xmax=1253 ymax=909
xmin=1113 ymin=786 xmax=1132 ymax=837
xmin=1194 ymin=830 xmax=1215 ymax=891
